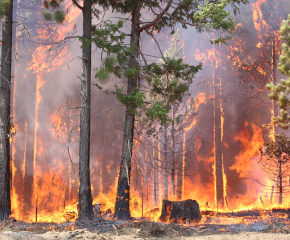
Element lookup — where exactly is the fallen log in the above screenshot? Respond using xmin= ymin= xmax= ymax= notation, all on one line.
xmin=159 ymin=199 xmax=202 ymax=223
xmin=202 ymin=208 xmax=290 ymax=218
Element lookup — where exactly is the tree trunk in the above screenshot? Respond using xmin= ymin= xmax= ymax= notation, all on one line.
xmin=176 ymin=127 xmax=184 ymax=200
xmin=153 ymin=134 xmax=159 ymax=207
xmin=0 ymin=0 xmax=13 ymax=221
xmin=163 ymin=125 xmax=168 ymax=200
xmin=23 ymin=114 xmax=35 ymax=216
xmin=270 ymin=185 xmax=274 ymax=203
xmin=214 ymin=60 xmax=224 ymax=209
xmin=78 ymin=0 xmax=93 ymax=221
xmin=279 ymin=159 xmax=282 ymax=205
xmin=171 ymin=108 xmax=176 ymax=198
xmin=159 ymin=199 xmax=201 ymax=223
xmin=272 ymin=38 xmax=279 ymax=136
xmin=114 ymin=0 xmax=140 ymax=220
xmin=66 ymin=98 xmax=71 ymax=205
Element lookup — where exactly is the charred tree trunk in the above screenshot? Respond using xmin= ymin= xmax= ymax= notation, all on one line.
xmin=279 ymin=159 xmax=282 ymax=205
xmin=160 ymin=199 xmax=201 ymax=223
xmin=114 ymin=0 xmax=140 ymax=220
xmin=163 ymin=125 xmax=168 ymax=200
xmin=78 ymin=0 xmax=93 ymax=221
xmin=0 ymin=0 xmax=13 ymax=221
xmin=153 ymin=134 xmax=159 ymax=207
xmin=214 ymin=62 xmax=224 ymax=209
xmin=270 ymin=185 xmax=274 ymax=203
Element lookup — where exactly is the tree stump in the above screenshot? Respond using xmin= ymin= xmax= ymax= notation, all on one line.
xmin=159 ymin=199 xmax=202 ymax=223
xmin=93 ymin=203 xmax=102 ymax=216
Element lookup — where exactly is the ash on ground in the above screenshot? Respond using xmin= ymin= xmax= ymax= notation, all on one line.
xmin=1 ymin=213 xmax=290 ymax=239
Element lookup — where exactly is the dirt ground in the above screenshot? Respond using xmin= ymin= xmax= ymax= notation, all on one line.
xmin=1 ymin=230 xmax=290 ymax=240
xmin=1 ymin=220 xmax=290 ymax=240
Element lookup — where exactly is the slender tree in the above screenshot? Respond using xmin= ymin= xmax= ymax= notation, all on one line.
xmin=267 ymin=14 xmax=290 ymax=129
xmin=0 ymin=0 xmax=13 ymax=221
xmin=75 ymin=0 xmax=94 ymax=221
xmin=259 ymin=134 xmax=290 ymax=204
xmin=44 ymin=0 xmax=94 ymax=220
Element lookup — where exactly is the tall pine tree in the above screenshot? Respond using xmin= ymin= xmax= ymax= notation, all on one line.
xmin=0 ymin=0 xmax=13 ymax=221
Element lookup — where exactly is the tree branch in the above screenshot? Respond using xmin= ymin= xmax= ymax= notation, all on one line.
xmin=145 ymin=30 xmax=165 ymax=60
xmin=72 ymin=0 xmax=83 ymax=10
xmin=138 ymin=0 xmax=173 ymax=33
xmin=49 ymin=36 xmax=79 ymax=51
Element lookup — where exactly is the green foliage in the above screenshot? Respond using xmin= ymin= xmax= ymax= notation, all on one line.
xmin=54 ymin=10 xmax=66 ymax=23
xmin=91 ymin=20 xmax=126 ymax=51
xmin=266 ymin=14 xmax=290 ymax=129
xmin=194 ymin=0 xmax=234 ymax=31
xmin=93 ymin=27 xmax=201 ymax=125
xmin=193 ymin=0 xmax=236 ymax=44
xmin=183 ymin=0 xmax=193 ymax=5
xmin=146 ymin=58 xmax=202 ymax=103
xmin=90 ymin=20 xmax=127 ymax=83
xmin=42 ymin=0 xmax=66 ymax=23
xmin=210 ymin=36 xmax=232 ymax=45
xmin=49 ymin=0 xmax=59 ymax=9
xmin=261 ymin=134 xmax=290 ymax=159
xmin=114 ymin=86 xmax=146 ymax=115
xmin=95 ymin=0 xmax=248 ymax=34
xmin=43 ymin=10 xmax=52 ymax=21
xmin=145 ymin=102 xmax=169 ymax=125
xmin=95 ymin=68 xmax=110 ymax=84
xmin=0 ymin=0 xmax=10 ymax=19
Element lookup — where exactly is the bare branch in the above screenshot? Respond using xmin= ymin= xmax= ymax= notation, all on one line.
xmin=72 ymin=0 xmax=83 ymax=10
xmin=138 ymin=0 xmax=173 ymax=33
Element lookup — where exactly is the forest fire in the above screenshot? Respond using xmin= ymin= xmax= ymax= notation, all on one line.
xmin=1 ymin=0 xmax=290 ymax=234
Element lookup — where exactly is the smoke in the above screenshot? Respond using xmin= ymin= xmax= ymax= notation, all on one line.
xmin=10 ymin=0 xmax=290 ymax=222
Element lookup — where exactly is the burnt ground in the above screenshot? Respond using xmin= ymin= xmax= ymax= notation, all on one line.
xmin=1 ymin=214 xmax=290 ymax=239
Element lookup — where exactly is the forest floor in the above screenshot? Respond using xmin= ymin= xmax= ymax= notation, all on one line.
xmin=1 ymin=215 xmax=290 ymax=239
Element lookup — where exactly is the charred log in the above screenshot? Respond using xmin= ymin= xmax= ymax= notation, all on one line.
xmin=160 ymin=199 xmax=202 ymax=223
xmin=202 ymin=208 xmax=290 ymax=218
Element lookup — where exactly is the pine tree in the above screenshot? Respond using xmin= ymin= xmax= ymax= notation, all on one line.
xmin=44 ymin=0 xmax=94 ymax=221
xmin=0 ymin=0 xmax=9 ymax=19
xmin=266 ymin=14 xmax=290 ymax=129
xmin=0 ymin=0 xmax=13 ymax=221
xmin=259 ymin=134 xmax=290 ymax=204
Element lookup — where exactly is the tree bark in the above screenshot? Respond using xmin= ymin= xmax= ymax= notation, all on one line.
xmin=163 ymin=125 xmax=168 ymax=200
xmin=272 ymin=38 xmax=279 ymax=135
xmin=279 ymin=159 xmax=282 ymax=205
xmin=78 ymin=0 xmax=93 ymax=221
xmin=159 ymin=199 xmax=201 ymax=223
xmin=214 ymin=61 xmax=224 ymax=209
xmin=0 ymin=0 xmax=13 ymax=221
xmin=114 ymin=0 xmax=140 ymax=220
xmin=171 ymin=107 xmax=176 ymax=198
xmin=153 ymin=134 xmax=159 ymax=207
xmin=176 ymin=127 xmax=184 ymax=200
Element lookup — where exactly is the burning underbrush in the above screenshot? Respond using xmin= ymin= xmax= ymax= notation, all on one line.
xmin=1 ymin=209 xmax=290 ymax=240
